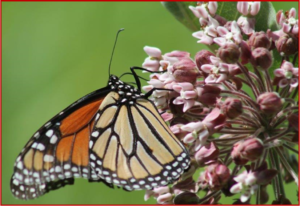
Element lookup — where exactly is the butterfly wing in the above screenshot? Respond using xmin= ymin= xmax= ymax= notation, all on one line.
xmin=89 ymin=84 xmax=190 ymax=191
xmin=11 ymin=76 xmax=191 ymax=200
xmin=10 ymin=87 xmax=111 ymax=200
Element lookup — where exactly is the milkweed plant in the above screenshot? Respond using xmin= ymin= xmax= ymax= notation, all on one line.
xmin=141 ymin=2 xmax=298 ymax=204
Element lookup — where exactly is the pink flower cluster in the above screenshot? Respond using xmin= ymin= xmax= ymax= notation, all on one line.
xmin=142 ymin=1 xmax=298 ymax=205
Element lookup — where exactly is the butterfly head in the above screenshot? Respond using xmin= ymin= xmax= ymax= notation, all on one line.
xmin=108 ymin=75 xmax=144 ymax=103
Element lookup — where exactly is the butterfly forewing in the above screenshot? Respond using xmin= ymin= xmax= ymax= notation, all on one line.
xmin=89 ymin=77 xmax=190 ymax=191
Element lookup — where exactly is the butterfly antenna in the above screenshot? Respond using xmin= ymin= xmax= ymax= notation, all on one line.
xmin=108 ymin=28 xmax=125 ymax=77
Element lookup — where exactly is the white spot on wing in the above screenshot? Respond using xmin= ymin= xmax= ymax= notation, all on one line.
xmin=37 ymin=143 xmax=45 ymax=151
xmin=50 ymin=135 xmax=58 ymax=144
xmin=46 ymin=130 xmax=54 ymax=137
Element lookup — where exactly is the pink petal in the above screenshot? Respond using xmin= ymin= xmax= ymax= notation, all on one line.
xmin=144 ymin=46 xmax=162 ymax=58
xmin=192 ymin=31 xmax=205 ymax=39
xmin=250 ymin=2 xmax=260 ymax=16
xmin=282 ymin=61 xmax=294 ymax=71
xmin=230 ymin=182 xmax=243 ymax=194
xmin=213 ymin=37 xmax=226 ymax=46
xmin=199 ymin=35 xmax=214 ymax=45
xmin=278 ymin=13 xmax=285 ymax=26
xmin=292 ymin=68 xmax=298 ymax=76
xmin=197 ymin=6 xmax=208 ymax=19
xmin=206 ymin=26 xmax=217 ymax=37
xmin=183 ymin=133 xmax=196 ymax=144
xmin=289 ymin=8 xmax=296 ymax=18
xmin=198 ymin=129 xmax=209 ymax=144
xmin=173 ymin=84 xmax=183 ymax=93
xmin=233 ymin=33 xmax=243 ymax=44
xmin=282 ymin=23 xmax=290 ymax=33
xmin=157 ymin=193 xmax=173 ymax=204
xmin=201 ymin=64 xmax=214 ymax=73
xmin=148 ymin=79 xmax=164 ymax=87
xmin=205 ymin=75 xmax=217 ymax=84
xmin=142 ymin=57 xmax=160 ymax=71
xmin=208 ymin=15 xmax=219 ymax=28
xmin=240 ymin=190 xmax=251 ymax=202
xmin=181 ymin=122 xmax=203 ymax=132
xmin=204 ymin=108 xmax=221 ymax=122
xmin=178 ymin=82 xmax=194 ymax=90
xmin=189 ymin=6 xmax=201 ymax=18
xmin=161 ymin=112 xmax=173 ymax=122
xmin=245 ymin=173 xmax=257 ymax=186
xmin=274 ymin=69 xmax=284 ymax=77
xmin=208 ymin=2 xmax=217 ymax=15
xmin=142 ymin=85 xmax=153 ymax=92
xmin=183 ymin=99 xmax=195 ymax=112
xmin=216 ymin=74 xmax=228 ymax=83
xmin=231 ymin=21 xmax=241 ymax=33
xmin=279 ymin=78 xmax=289 ymax=88
xmin=290 ymin=78 xmax=298 ymax=88
xmin=173 ymin=97 xmax=184 ymax=105
xmin=170 ymin=125 xmax=180 ymax=134
xmin=210 ymin=56 xmax=220 ymax=65
xmin=237 ymin=2 xmax=248 ymax=16
xmin=217 ymin=26 xmax=229 ymax=36
xmin=184 ymin=91 xmax=197 ymax=99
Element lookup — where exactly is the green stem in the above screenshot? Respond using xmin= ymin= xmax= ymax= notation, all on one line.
xmin=275 ymin=147 xmax=299 ymax=186
xmin=271 ymin=149 xmax=286 ymax=198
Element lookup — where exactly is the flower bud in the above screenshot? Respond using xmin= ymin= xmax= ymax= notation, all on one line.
xmin=205 ymin=163 xmax=230 ymax=190
xmin=275 ymin=34 xmax=298 ymax=56
xmin=173 ymin=192 xmax=199 ymax=204
xmin=196 ymin=85 xmax=221 ymax=105
xmin=250 ymin=47 xmax=273 ymax=70
xmin=195 ymin=50 xmax=215 ymax=75
xmin=240 ymin=40 xmax=252 ymax=64
xmin=173 ymin=176 xmax=198 ymax=195
xmin=254 ymin=168 xmax=277 ymax=185
xmin=221 ymin=177 xmax=237 ymax=197
xmin=222 ymin=98 xmax=243 ymax=119
xmin=257 ymin=92 xmax=284 ymax=114
xmin=259 ymin=186 xmax=269 ymax=204
xmin=291 ymin=132 xmax=298 ymax=143
xmin=272 ymin=195 xmax=292 ymax=204
xmin=248 ymin=31 xmax=272 ymax=49
xmin=217 ymin=43 xmax=241 ymax=64
xmin=232 ymin=138 xmax=264 ymax=165
xmin=172 ymin=58 xmax=200 ymax=83
xmin=194 ymin=142 xmax=219 ymax=166
xmin=287 ymin=113 xmax=298 ymax=131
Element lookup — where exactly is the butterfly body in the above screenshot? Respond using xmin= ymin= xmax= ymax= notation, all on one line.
xmin=11 ymin=73 xmax=190 ymax=200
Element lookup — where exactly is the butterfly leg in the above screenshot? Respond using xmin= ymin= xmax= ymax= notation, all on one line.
xmin=130 ymin=66 xmax=165 ymax=92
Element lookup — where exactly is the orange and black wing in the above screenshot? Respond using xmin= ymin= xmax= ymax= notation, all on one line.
xmin=10 ymin=86 xmax=111 ymax=200
xmin=11 ymin=75 xmax=191 ymax=200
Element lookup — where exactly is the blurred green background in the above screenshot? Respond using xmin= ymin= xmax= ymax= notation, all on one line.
xmin=2 ymin=1 xmax=298 ymax=204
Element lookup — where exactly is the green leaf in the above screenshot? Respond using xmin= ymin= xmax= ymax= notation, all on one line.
xmin=161 ymin=2 xmax=199 ymax=31
xmin=161 ymin=2 xmax=278 ymax=32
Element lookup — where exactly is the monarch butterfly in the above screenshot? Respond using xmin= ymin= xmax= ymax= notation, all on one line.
xmin=10 ymin=30 xmax=190 ymax=200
